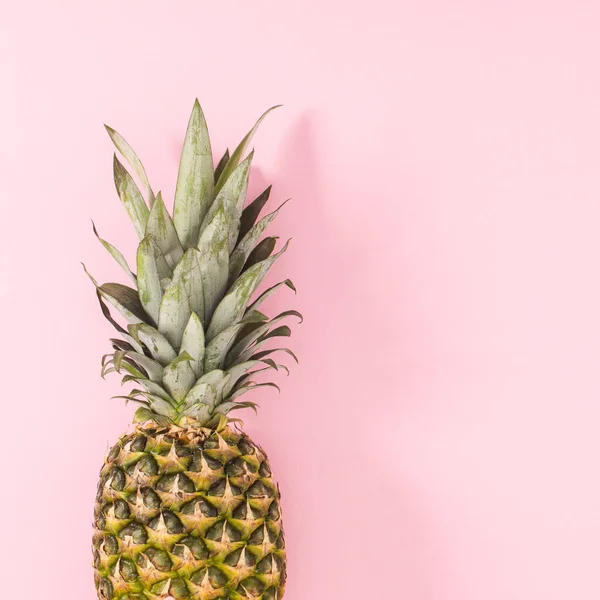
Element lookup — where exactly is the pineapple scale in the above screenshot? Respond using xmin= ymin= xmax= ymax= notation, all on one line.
xmin=93 ymin=422 xmax=286 ymax=600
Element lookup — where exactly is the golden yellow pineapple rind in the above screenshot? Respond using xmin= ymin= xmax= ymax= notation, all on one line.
xmin=93 ymin=423 xmax=286 ymax=600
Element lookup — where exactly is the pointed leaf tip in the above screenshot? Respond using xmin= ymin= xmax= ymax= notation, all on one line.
xmin=146 ymin=191 xmax=184 ymax=270
xmin=173 ymin=99 xmax=214 ymax=249
xmin=215 ymin=105 xmax=281 ymax=192
xmin=81 ymin=262 xmax=98 ymax=286
xmin=214 ymin=148 xmax=230 ymax=183
xmin=113 ymin=153 xmax=149 ymax=239
xmin=206 ymin=239 xmax=291 ymax=341
xmin=238 ymin=186 xmax=273 ymax=242
xmin=91 ymin=221 xmax=137 ymax=283
xmin=106 ymin=125 xmax=155 ymax=207
xmin=229 ymin=199 xmax=290 ymax=284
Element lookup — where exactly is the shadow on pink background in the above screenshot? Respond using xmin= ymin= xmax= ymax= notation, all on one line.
xmin=3 ymin=2 xmax=600 ymax=599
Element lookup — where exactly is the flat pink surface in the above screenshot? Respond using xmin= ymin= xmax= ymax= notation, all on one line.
xmin=3 ymin=2 xmax=600 ymax=598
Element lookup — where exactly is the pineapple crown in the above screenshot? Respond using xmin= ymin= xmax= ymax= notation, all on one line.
xmin=84 ymin=100 xmax=301 ymax=427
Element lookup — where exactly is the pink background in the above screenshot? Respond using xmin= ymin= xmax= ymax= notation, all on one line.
xmin=3 ymin=2 xmax=600 ymax=598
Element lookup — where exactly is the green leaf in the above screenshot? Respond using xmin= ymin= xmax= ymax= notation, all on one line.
xmin=121 ymin=357 xmax=144 ymax=377
xmin=94 ymin=299 xmax=143 ymax=354
xmin=94 ymin=288 xmax=127 ymax=335
xmin=113 ymin=154 xmax=149 ymax=240
xmin=123 ymin=376 xmax=173 ymax=402
xmin=162 ymin=352 xmax=196 ymax=402
xmin=146 ymin=192 xmax=184 ymax=269
xmin=133 ymin=406 xmax=171 ymax=425
xmin=205 ymin=311 xmax=267 ymax=372
xmin=203 ymin=323 xmax=246 ymax=373
xmin=244 ymin=237 xmax=277 ymax=272
xmin=228 ymin=382 xmax=280 ymax=402
xmin=181 ymin=248 xmax=205 ymax=316
xmin=214 ymin=148 xmax=230 ymax=183
xmin=104 ymin=349 xmax=124 ymax=373
xmin=238 ymin=186 xmax=271 ymax=242
xmin=180 ymin=385 xmax=216 ymax=422
xmin=105 ymin=125 xmax=155 ymax=206
xmin=158 ymin=274 xmax=190 ymax=349
xmin=118 ymin=336 xmax=145 ymax=358
xmin=84 ymin=265 xmax=147 ymax=324
xmin=227 ymin=310 xmax=301 ymax=366
xmin=254 ymin=360 xmax=289 ymax=375
xmin=251 ymin=346 xmax=299 ymax=363
xmin=229 ymin=200 xmax=289 ymax=284
xmin=181 ymin=381 xmax=216 ymax=410
xmin=246 ymin=279 xmax=296 ymax=314
xmin=222 ymin=360 xmax=260 ymax=397
xmin=234 ymin=334 xmax=299 ymax=364
xmin=121 ymin=351 xmax=164 ymax=382
xmin=229 ymin=313 xmax=268 ymax=348
xmin=137 ymin=235 xmax=170 ymax=324
xmin=101 ymin=282 xmax=147 ymax=323
xmin=215 ymin=105 xmax=281 ymax=192
xmin=201 ymin=154 xmax=253 ymax=253
xmin=109 ymin=332 xmax=144 ymax=354
xmin=197 ymin=204 xmax=229 ymax=323
xmin=180 ymin=312 xmax=205 ymax=378
xmin=183 ymin=370 xmax=231 ymax=409
xmin=206 ymin=240 xmax=290 ymax=342
xmin=103 ymin=363 xmax=122 ymax=377
xmin=110 ymin=338 xmax=136 ymax=352
xmin=173 ymin=99 xmax=214 ymax=249
xmin=214 ymin=401 xmax=258 ymax=415
xmin=91 ymin=221 xmax=136 ymax=284
xmin=101 ymin=365 xmax=118 ymax=378
xmin=124 ymin=361 xmax=149 ymax=382
xmin=260 ymin=325 xmax=292 ymax=341
xmin=158 ymin=249 xmax=202 ymax=348
xmin=128 ymin=323 xmax=177 ymax=365
xmin=143 ymin=393 xmax=177 ymax=418
xmin=112 ymin=392 xmax=149 ymax=407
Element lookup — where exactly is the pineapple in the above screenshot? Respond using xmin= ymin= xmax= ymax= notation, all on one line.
xmin=86 ymin=100 xmax=300 ymax=600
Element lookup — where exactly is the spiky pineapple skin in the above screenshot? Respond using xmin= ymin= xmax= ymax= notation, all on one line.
xmin=93 ymin=423 xmax=286 ymax=600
